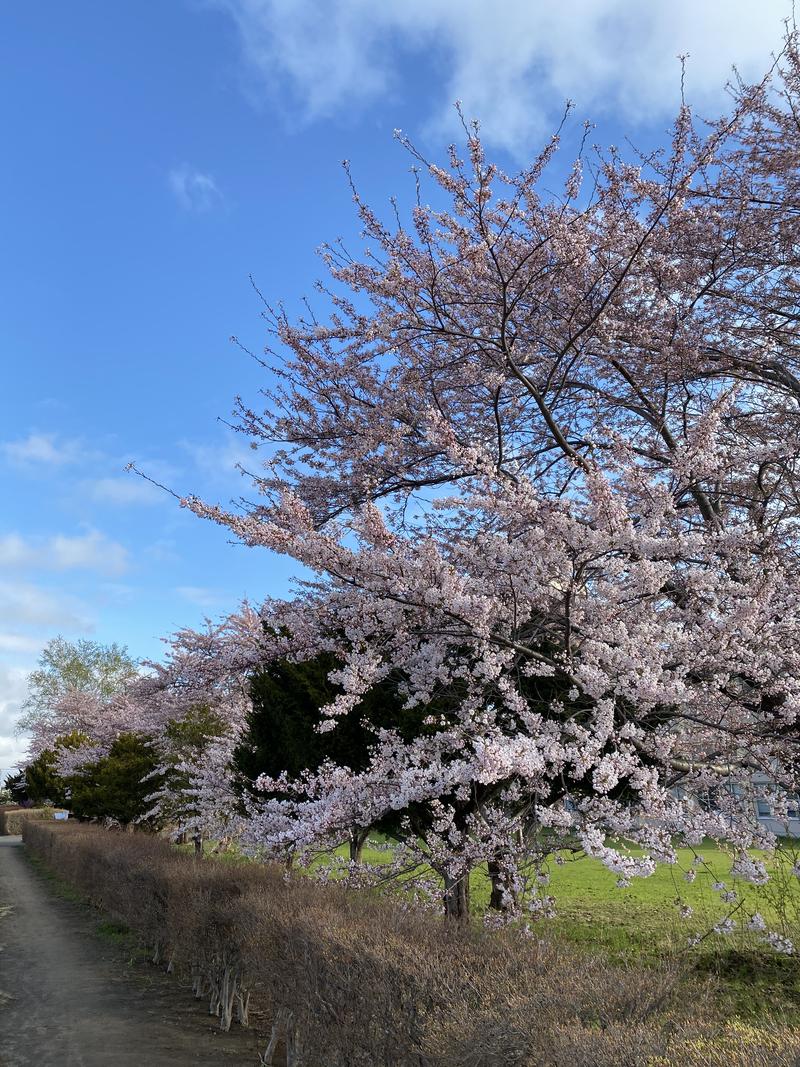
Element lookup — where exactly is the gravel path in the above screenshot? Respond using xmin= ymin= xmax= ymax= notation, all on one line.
xmin=0 ymin=836 xmax=264 ymax=1066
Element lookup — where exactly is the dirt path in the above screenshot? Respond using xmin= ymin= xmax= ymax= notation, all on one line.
xmin=0 ymin=836 xmax=264 ymax=1066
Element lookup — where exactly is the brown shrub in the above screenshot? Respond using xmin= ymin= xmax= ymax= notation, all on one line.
xmin=0 ymin=806 xmax=63 ymax=835
xmin=21 ymin=822 xmax=799 ymax=1066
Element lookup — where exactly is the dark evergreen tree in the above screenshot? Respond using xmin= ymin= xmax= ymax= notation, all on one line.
xmin=3 ymin=770 xmax=29 ymax=805
xmin=66 ymin=734 xmax=162 ymax=826
xmin=25 ymin=744 xmax=75 ymax=807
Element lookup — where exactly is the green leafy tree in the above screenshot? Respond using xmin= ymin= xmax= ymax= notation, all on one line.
xmin=18 ymin=636 xmax=139 ymax=737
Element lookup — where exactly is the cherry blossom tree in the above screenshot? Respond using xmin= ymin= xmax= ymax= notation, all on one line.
xmin=21 ymin=610 xmax=265 ymax=833
xmin=131 ymin=32 xmax=800 ymax=933
xmin=21 ymin=637 xmax=139 ymax=761
xmin=126 ymin=604 xmax=269 ymax=839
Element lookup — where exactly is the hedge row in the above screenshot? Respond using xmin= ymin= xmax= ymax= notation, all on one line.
xmin=0 ymin=806 xmax=62 ymax=835
xmin=21 ymin=822 xmax=799 ymax=1066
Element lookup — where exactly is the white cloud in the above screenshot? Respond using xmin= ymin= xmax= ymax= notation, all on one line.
xmin=0 ymin=634 xmax=43 ymax=655
xmin=0 ymin=581 xmax=94 ymax=631
xmin=175 ymin=585 xmax=227 ymax=609
xmin=0 ymin=665 xmax=29 ymax=728
xmin=0 ymin=735 xmax=28 ymax=777
xmin=2 ymin=432 xmax=86 ymax=467
xmin=0 ymin=531 xmax=129 ymax=576
xmin=168 ymin=165 xmax=223 ymax=211
xmin=179 ymin=436 xmax=257 ymax=487
xmin=0 ymin=733 xmax=29 ymax=781
xmin=212 ymin=0 xmax=790 ymax=152
xmin=0 ymin=664 xmax=31 ymax=779
xmin=85 ymin=476 xmax=163 ymax=506
xmin=143 ymin=538 xmax=181 ymax=564
xmin=97 ymin=583 xmax=137 ymax=603
xmin=84 ymin=458 xmax=182 ymax=506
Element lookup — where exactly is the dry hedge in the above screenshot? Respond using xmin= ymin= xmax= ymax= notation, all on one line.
xmin=0 ymin=806 xmax=61 ymax=835
xmin=21 ymin=822 xmax=800 ymax=1067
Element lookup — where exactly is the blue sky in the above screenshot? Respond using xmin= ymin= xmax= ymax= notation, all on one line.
xmin=1 ymin=0 xmax=791 ymax=778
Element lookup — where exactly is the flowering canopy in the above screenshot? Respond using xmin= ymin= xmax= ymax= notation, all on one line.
xmin=18 ymin=31 xmax=781 ymax=940
xmin=166 ymin=34 xmax=800 ymax=905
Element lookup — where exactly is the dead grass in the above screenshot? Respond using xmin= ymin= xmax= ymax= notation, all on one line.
xmin=22 ymin=821 xmax=800 ymax=1066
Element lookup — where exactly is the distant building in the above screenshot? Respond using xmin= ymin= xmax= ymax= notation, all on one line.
xmin=751 ymin=773 xmax=800 ymax=837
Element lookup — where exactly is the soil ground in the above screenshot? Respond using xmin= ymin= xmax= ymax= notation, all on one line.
xmin=0 ymin=836 xmax=265 ymax=1066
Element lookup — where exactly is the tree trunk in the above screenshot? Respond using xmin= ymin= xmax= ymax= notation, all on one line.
xmin=487 ymin=859 xmax=518 ymax=911
xmin=443 ymin=870 xmax=471 ymax=922
xmin=192 ymin=832 xmax=203 ymax=856
xmin=348 ymin=827 xmax=369 ymax=864
xmin=487 ymin=860 xmax=505 ymax=910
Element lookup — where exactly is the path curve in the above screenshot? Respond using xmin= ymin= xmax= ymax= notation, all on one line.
xmin=0 ymin=836 xmax=262 ymax=1066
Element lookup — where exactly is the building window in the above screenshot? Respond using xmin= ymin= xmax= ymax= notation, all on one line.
xmin=756 ymin=798 xmax=771 ymax=818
